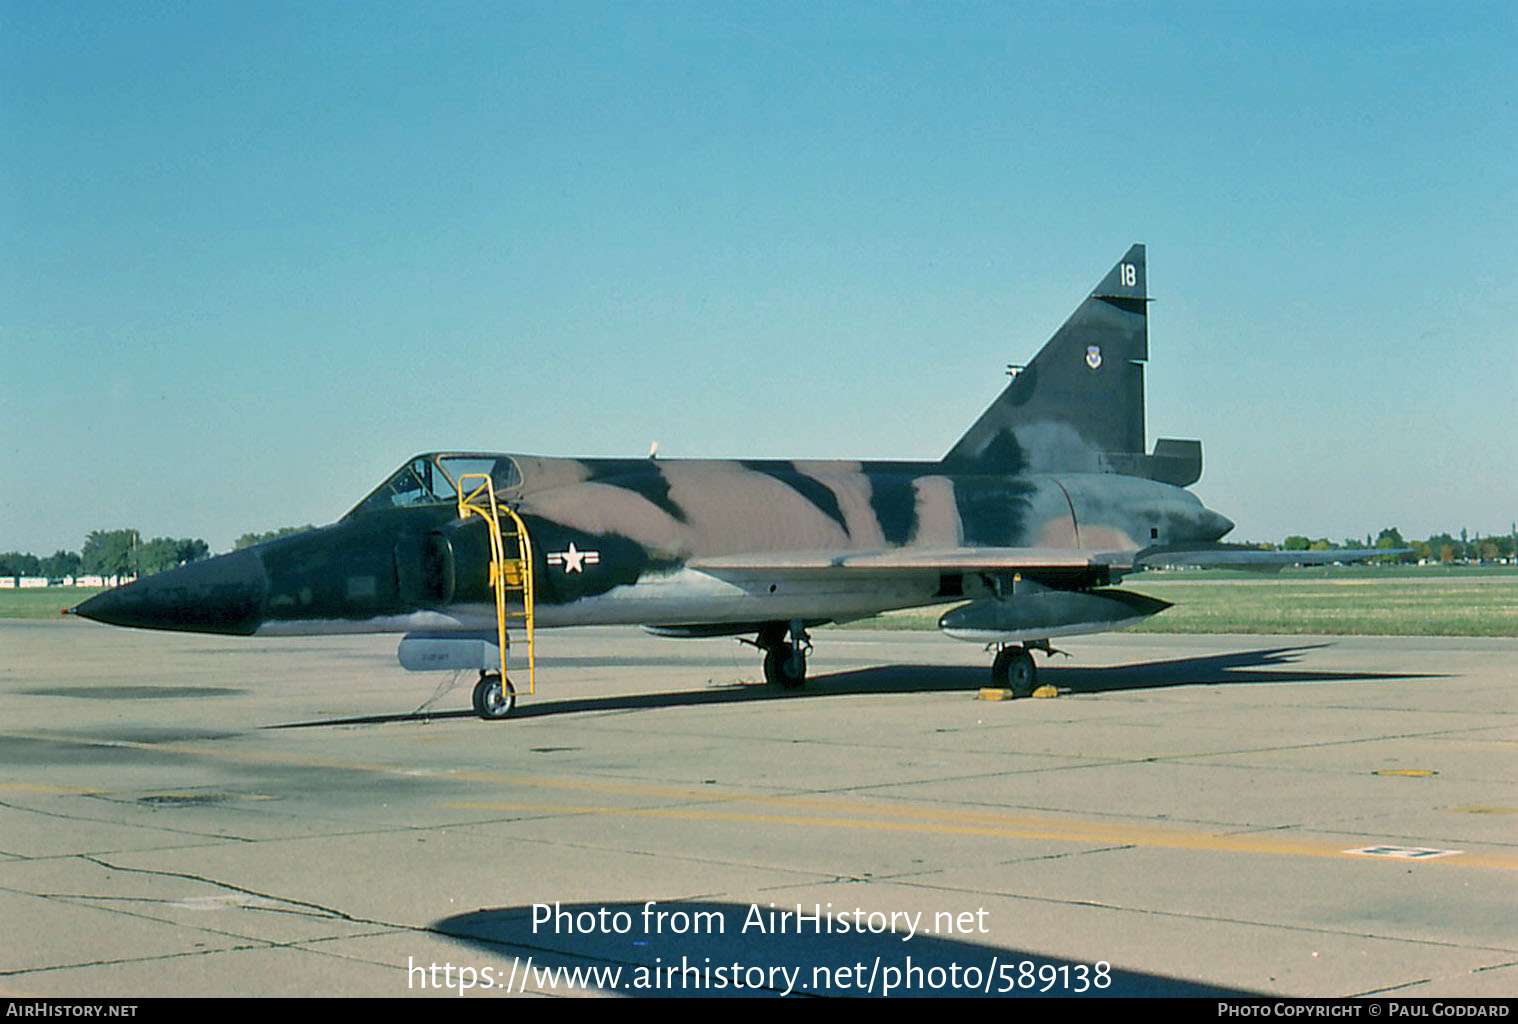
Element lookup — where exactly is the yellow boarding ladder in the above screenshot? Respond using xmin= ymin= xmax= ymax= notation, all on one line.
xmin=456 ymin=474 xmax=536 ymax=695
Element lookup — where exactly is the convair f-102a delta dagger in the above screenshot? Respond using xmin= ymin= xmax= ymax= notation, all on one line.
xmin=74 ymin=246 xmax=1386 ymax=718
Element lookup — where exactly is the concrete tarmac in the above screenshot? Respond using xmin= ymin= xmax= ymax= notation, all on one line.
xmin=1 ymin=618 xmax=1514 ymax=998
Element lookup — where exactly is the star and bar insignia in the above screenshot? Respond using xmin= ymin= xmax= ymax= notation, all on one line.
xmin=547 ymin=542 xmax=600 ymax=574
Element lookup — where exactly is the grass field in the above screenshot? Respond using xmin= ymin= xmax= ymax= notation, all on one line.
xmin=1128 ymin=570 xmax=1517 ymax=636
xmin=0 ymin=587 xmax=104 ymax=619
xmin=849 ymin=565 xmax=1518 ymax=637
xmin=6 ymin=567 xmax=1516 ymax=636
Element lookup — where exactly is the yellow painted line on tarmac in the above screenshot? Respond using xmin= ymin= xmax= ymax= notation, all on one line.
xmin=440 ymin=800 xmax=1518 ymax=872
xmin=0 ymin=730 xmax=780 ymax=802
xmin=9 ymin=730 xmax=1516 ymax=871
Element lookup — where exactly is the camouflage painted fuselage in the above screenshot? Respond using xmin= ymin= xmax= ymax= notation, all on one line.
xmin=71 ymin=451 xmax=1231 ymax=639
xmin=225 ymin=451 xmax=1223 ymax=637
xmin=514 ymin=455 xmax=1226 ymax=626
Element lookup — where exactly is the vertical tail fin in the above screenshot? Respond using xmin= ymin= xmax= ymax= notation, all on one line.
xmin=942 ymin=244 xmax=1198 ymax=485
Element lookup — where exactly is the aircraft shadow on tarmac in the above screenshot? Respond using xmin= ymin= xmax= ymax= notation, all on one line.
xmin=430 ymin=901 xmax=1261 ymax=998
xmin=270 ymin=642 xmax=1441 ymax=730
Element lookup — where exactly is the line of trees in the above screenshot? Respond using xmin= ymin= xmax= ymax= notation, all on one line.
xmin=1 ymin=525 xmax=320 ymax=580
xmin=233 ymin=525 xmax=317 ymax=550
xmin=1 ymin=529 xmax=210 ymax=579
xmin=1267 ymin=526 xmax=1517 ymax=564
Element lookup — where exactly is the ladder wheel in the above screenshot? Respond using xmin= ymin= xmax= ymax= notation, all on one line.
xmin=472 ymin=673 xmax=516 ymax=720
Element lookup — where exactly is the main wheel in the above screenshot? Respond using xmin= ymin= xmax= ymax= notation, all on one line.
xmin=763 ymin=642 xmax=807 ymax=689
xmin=991 ymin=647 xmax=1037 ymax=697
xmin=472 ymin=672 xmax=516 ymax=720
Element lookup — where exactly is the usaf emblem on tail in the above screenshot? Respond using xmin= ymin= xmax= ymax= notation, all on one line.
xmin=73 ymin=246 xmax=1395 ymax=718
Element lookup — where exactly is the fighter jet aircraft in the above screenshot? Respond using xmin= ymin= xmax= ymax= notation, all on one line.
xmin=75 ymin=245 xmax=1388 ymax=718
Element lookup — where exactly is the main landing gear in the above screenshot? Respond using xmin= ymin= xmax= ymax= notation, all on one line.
xmin=989 ymin=639 xmax=1062 ymax=698
xmin=754 ymin=620 xmax=811 ymax=689
xmin=472 ymin=671 xmax=516 ymax=719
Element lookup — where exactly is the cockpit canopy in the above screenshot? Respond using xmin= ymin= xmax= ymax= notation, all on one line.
xmin=344 ymin=453 xmax=523 ymax=519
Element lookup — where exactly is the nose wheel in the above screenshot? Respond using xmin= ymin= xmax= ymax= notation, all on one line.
xmin=472 ymin=671 xmax=516 ymax=719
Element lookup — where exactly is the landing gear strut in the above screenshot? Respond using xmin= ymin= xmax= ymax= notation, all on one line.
xmin=756 ymin=620 xmax=811 ymax=689
xmin=472 ymin=671 xmax=516 ymax=719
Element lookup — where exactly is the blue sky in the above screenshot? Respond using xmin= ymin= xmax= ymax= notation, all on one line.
xmin=4 ymin=1 xmax=1515 ymax=554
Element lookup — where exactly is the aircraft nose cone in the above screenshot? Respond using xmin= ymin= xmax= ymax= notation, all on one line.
xmin=75 ymin=548 xmax=268 ymax=635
